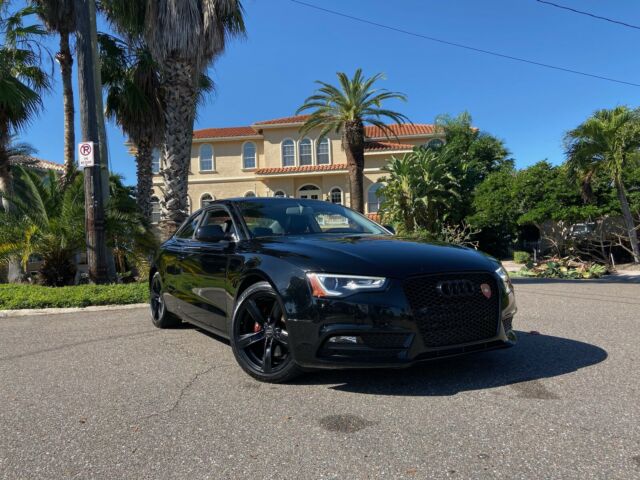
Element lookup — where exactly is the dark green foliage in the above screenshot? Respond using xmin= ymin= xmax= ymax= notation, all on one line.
xmin=0 ymin=282 xmax=148 ymax=309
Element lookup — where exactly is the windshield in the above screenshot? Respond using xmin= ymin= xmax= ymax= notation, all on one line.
xmin=237 ymin=199 xmax=388 ymax=238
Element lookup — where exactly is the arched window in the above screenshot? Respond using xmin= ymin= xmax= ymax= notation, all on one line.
xmin=150 ymin=196 xmax=161 ymax=224
xmin=282 ymin=139 xmax=295 ymax=167
xmin=273 ymin=190 xmax=286 ymax=198
xmin=200 ymin=193 xmax=214 ymax=208
xmin=316 ymin=137 xmax=330 ymax=165
xmin=243 ymin=142 xmax=256 ymax=169
xmin=299 ymin=138 xmax=313 ymax=166
xmin=367 ymin=183 xmax=385 ymax=213
xmin=426 ymin=138 xmax=444 ymax=149
xmin=298 ymin=184 xmax=321 ymax=200
xmin=329 ymin=187 xmax=343 ymax=205
xmin=244 ymin=190 xmax=256 ymax=197
xmin=151 ymin=148 xmax=161 ymax=174
xmin=199 ymin=144 xmax=214 ymax=171
xmin=186 ymin=196 xmax=192 ymax=214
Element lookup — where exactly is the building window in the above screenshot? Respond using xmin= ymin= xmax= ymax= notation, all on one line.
xmin=199 ymin=144 xmax=214 ymax=171
xmin=317 ymin=137 xmax=330 ymax=164
xmin=186 ymin=196 xmax=192 ymax=214
xmin=426 ymin=138 xmax=444 ymax=149
xmin=244 ymin=191 xmax=256 ymax=197
xmin=282 ymin=139 xmax=295 ymax=167
xmin=274 ymin=190 xmax=286 ymax=198
xmin=367 ymin=183 xmax=384 ymax=213
xmin=299 ymin=138 xmax=313 ymax=166
xmin=243 ymin=142 xmax=256 ymax=169
xmin=150 ymin=196 xmax=161 ymax=224
xmin=329 ymin=187 xmax=342 ymax=205
xmin=298 ymin=184 xmax=321 ymax=200
xmin=151 ymin=148 xmax=161 ymax=174
xmin=200 ymin=193 xmax=214 ymax=208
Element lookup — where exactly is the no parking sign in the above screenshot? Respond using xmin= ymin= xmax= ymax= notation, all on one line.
xmin=78 ymin=141 xmax=95 ymax=167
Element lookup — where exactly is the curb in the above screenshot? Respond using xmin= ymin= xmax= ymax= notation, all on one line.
xmin=0 ymin=303 xmax=148 ymax=318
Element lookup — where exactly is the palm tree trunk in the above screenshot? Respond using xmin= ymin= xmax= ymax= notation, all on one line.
xmin=0 ymin=128 xmax=23 ymax=283
xmin=135 ymin=138 xmax=153 ymax=221
xmin=57 ymin=30 xmax=76 ymax=188
xmin=615 ymin=178 xmax=640 ymax=263
xmin=343 ymin=120 xmax=365 ymax=213
xmin=158 ymin=58 xmax=197 ymax=239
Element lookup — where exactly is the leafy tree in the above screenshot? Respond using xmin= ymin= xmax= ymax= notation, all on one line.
xmin=565 ymin=106 xmax=640 ymax=263
xmin=433 ymin=112 xmax=512 ymax=223
xmin=379 ymin=148 xmax=460 ymax=234
xmin=32 ymin=0 xmax=76 ymax=186
xmin=298 ymin=69 xmax=409 ymax=213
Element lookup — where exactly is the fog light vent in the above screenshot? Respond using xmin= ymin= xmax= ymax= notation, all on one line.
xmin=327 ymin=335 xmax=361 ymax=344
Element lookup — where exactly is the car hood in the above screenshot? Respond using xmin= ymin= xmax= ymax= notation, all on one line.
xmin=250 ymin=235 xmax=498 ymax=278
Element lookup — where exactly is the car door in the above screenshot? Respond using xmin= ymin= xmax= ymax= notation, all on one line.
xmin=162 ymin=211 xmax=203 ymax=316
xmin=179 ymin=206 xmax=237 ymax=333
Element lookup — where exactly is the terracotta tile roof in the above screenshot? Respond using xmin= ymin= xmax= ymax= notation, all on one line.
xmin=255 ymin=164 xmax=347 ymax=175
xmin=365 ymin=123 xmax=439 ymax=138
xmin=253 ymin=115 xmax=311 ymax=126
xmin=10 ymin=155 xmax=64 ymax=172
xmin=364 ymin=141 xmax=414 ymax=152
xmin=193 ymin=126 xmax=256 ymax=139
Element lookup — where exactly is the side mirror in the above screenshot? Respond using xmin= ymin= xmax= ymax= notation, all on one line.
xmin=383 ymin=225 xmax=396 ymax=235
xmin=195 ymin=225 xmax=230 ymax=243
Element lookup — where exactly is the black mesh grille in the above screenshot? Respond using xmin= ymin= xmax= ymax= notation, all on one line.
xmin=403 ymin=272 xmax=500 ymax=348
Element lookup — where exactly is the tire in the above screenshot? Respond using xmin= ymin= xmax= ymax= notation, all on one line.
xmin=150 ymin=272 xmax=181 ymax=328
xmin=229 ymin=281 xmax=302 ymax=383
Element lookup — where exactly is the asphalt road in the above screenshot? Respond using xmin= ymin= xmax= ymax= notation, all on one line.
xmin=1 ymin=278 xmax=639 ymax=479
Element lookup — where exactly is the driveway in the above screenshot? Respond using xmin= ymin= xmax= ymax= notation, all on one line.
xmin=1 ymin=278 xmax=639 ymax=479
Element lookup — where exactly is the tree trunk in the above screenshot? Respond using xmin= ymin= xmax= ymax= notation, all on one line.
xmin=158 ymin=57 xmax=197 ymax=239
xmin=135 ymin=137 xmax=153 ymax=221
xmin=343 ymin=120 xmax=365 ymax=213
xmin=0 ymin=127 xmax=23 ymax=283
xmin=615 ymin=178 xmax=640 ymax=264
xmin=58 ymin=30 xmax=76 ymax=188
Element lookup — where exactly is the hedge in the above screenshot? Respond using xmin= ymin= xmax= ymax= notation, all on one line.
xmin=0 ymin=282 xmax=149 ymax=310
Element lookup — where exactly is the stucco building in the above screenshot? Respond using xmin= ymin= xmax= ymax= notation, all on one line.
xmin=149 ymin=114 xmax=444 ymax=223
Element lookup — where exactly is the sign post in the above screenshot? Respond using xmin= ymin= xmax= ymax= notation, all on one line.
xmin=78 ymin=141 xmax=95 ymax=167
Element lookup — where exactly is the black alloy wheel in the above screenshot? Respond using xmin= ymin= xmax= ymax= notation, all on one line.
xmin=150 ymin=272 xmax=180 ymax=328
xmin=230 ymin=282 xmax=301 ymax=382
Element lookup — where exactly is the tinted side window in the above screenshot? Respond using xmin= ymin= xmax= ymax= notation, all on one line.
xmin=175 ymin=213 xmax=202 ymax=239
xmin=201 ymin=209 xmax=237 ymax=236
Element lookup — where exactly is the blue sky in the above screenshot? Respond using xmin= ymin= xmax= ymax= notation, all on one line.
xmin=18 ymin=0 xmax=640 ymax=184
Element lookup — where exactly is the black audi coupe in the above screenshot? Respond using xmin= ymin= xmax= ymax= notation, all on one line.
xmin=150 ymin=197 xmax=517 ymax=382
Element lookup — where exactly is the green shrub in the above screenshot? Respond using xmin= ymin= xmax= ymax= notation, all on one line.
xmin=0 ymin=282 xmax=149 ymax=310
xmin=513 ymin=251 xmax=532 ymax=264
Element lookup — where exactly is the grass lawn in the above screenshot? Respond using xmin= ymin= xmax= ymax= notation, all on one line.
xmin=0 ymin=282 xmax=149 ymax=310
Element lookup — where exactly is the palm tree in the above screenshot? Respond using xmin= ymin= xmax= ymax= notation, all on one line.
xmin=99 ymin=33 xmax=163 ymax=220
xmin=297 ymin=69 xmax=409 ymax=213
xmin=32 ymin=0 xmax=76 ymax=186
xmin=145 ymin=0 xmax=245 ymax=237
xmin=0 ymin=165 xmax=157 ymax=285
xmin=0 ymin=4 xmax=50 ymax=281
xmin=0 ymin=4 xmax=50 ymax=207
xmin=379 ymin=149 xmax=460 ymax=234
xmin=565 ymin=106 xmax=640 ymax=263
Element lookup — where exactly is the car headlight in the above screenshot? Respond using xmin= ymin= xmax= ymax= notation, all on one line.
xmin=306 ymin=273 xmax=388 ymax=297
xmin=495 ymin=265 xmax=513 ymax=294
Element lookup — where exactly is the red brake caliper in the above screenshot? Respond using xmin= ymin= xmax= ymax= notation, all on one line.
xmin=253 ymin=322 xmax=262 ymax=333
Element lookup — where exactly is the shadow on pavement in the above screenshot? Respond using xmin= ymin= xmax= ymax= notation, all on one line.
xmin=293 ymin=331 xmax=607 ymax=396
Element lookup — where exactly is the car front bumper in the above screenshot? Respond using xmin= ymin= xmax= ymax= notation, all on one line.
xmin=286 ymin=275 xmax=517 ymax=369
